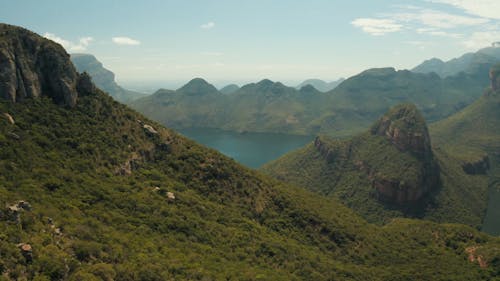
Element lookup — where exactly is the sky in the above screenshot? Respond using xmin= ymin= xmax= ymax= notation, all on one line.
xmin=1 ymin=0 xmax=500 ymax=90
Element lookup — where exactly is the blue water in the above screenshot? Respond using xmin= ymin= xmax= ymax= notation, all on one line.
xmin=178 ymin=128 xmax=313 ymax=168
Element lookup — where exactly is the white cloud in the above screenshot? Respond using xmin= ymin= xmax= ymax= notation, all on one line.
xmin=43 ymin=33 xmax=93 ymax=52
xmin=416 ymin=27 xmax=462 ymax=38
xmin=351 ymin=18 xmax=403 ymax=35
xmin=200 ymin=22 xmax=215 ymax=29
xmin=427 ymin=0 xmax=500 ymax=20
xmin=389 ymin=9 xmax=489 ymax=28
xmin=462 ymin=31 xmax=500 ymax=49
xmin=392 ymin=8 xmax=488 ymax=29
xmin=112 ymin=37 xmax=141 ymax=46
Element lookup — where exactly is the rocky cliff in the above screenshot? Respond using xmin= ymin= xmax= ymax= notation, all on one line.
xmin=369 ymin=104 xmax=439 ymax=203
xmin=371 ymin=104 xmax=432 ymax=159
xmin=0 ymin=23 xmax=88 ymax=107
xmin=490 ymin=64 xmax=500 ymax=92
xmin=71 ymin=53 xmax=144 ymax=102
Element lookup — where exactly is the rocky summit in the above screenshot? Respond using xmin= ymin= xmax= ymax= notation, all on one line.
xmin=262 ymin=103 xmax=487 ymax=226
xmin=0 ymin=24 xmax=91 ymax=107
xmin=369 ymin=104 xmax=439 ymax=203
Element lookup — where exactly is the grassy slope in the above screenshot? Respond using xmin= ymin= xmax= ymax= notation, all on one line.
xmin=1 ymin=91 xmax=499 ymax=280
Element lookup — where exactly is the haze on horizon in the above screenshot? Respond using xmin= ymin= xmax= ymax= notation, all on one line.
xmin=1 ymin=0 xmax=500 ymax=89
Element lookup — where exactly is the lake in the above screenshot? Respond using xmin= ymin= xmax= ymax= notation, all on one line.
xmin=178 ymin=128 xmax=313 ymax=168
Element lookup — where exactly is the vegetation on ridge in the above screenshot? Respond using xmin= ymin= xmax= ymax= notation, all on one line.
xmin=262 ymin=104 xmax=489 ymax=228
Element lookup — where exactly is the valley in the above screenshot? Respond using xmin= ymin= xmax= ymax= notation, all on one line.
xmin=1 ymin=0 xmax=500 ymax=278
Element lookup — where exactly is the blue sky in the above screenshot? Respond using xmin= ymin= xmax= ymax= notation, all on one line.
xmin=1 ymin=0 xmax=499 ymax=89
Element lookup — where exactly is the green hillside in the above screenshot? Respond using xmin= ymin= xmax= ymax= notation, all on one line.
xmin=262 ymin=104 xmax=489 ymax=228
xmin=430 ymin=64 xmax=500 ymax=235
xmin=1 ymin=23 xmax=500 ymax=280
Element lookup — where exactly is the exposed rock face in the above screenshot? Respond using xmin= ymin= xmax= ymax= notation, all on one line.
xmin=314 ymin=136 xmax=351 ymax=163
xmin=490 ymin=64 xmax=500 ymax=92
xmin=369 ymin=104 xmax=439 ymax=204
xmin=0 ymin=23 xmax=90 ymax=107
xmin=371 ymin=104 xmax=432 ymax=159
xmin=462 ymin=155 xmax=490 ymax=175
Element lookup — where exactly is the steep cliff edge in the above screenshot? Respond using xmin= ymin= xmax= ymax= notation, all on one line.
xmin=367 ymin=104 xmax=439 ymax=203
xmin=490 ymin=64 xmax=500 ymax=92
xmin=0 ymin=23 xmax=86 ymax=106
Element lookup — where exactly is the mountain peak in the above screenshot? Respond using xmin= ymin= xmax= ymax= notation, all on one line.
xmin=177 ymin=78 xmax=219 ymax=96
xmin=371 ymin=104 xmax=431 ymax=157
xmin=256 ymin=79 xmax=274 ymax=87
xmin=360 ymin=67 xmax=396 ymax=76
xmin=299 ymin=84 xmax=320 ymax=94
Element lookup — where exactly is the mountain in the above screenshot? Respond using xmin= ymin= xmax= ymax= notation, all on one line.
xmin=130 ymin=78 xmax=225 ymax=129
xmin=296 ymin=78 xmax=345 ymax=92
xmin=219 ymin=84 xmax=240 ymax=95
xmin=2 ymin=23 xmax=500 ymax=280
xmin=430 ymin=64 xmax=500 ymax=234
xmin=131 ymin=66 xmax=490 ymax=137
xmin=262 ymin=103 xmax=489 ymax=227
xmin=412 ymin=46 xmax=500 ymax=78
xmin=311 ymin=67 xmax=489 ymax=136
xmin=70 ymin=53 xmax=146 ymax=103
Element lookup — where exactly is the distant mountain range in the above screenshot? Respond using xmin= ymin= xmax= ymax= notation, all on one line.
xmin=296 ymin=78 xmax=345 ymax=92
xmin=412 ymin=46 xmax=500 ymax=77
xmin=70 ymin=53 xmax=146 ymax=103
xmin=130 ymin=65 xmax=489 ymax=137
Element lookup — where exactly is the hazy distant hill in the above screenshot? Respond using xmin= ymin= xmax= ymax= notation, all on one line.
xmin=219 ymin=84 xmax=240 ymax=94
xmin=412 ymin=46 xmax=500 ymax=77
xmin=131 ymin=67 xmax=490 ymax=137
xmin=262 ymin=104 xmax=489 ymax=227
xmin=296 ymin=78 xmax=345 ymax=92
xmin=320 ymin=67 xmax=488 ymax=136
xmin=130 ymin=78 xmax=226 ymax=129
xmin=4 ymin=23 xmax=500 ymax=280
xmin=71 ymin=53 xmax=146 ymax=103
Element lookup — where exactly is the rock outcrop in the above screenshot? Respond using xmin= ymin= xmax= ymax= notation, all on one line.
xmin=462 ymin=154 xmax=490 ymax=175
xmin=490 ymin=64 xmax=500 ymax=92
xmin=371 ymin=104 xmax=432 ymax=159
xmin=369 ymin=104 xmax=439 ymax=204
xmin=3 ymin=112 xmax=14 ymax=124
xmin=0 ymin=23 xmax=92 ymax=107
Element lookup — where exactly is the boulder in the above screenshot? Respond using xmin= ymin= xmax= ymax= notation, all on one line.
xmin=166 ymin=192 xmax=175 ymax=201
xmin=143 ymin=124 xmax=158 ymax=135
xmin=18 ymin=243 xmax=33 ymax=263
xmin=3 ymin=113 xmax=14 ymax=124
